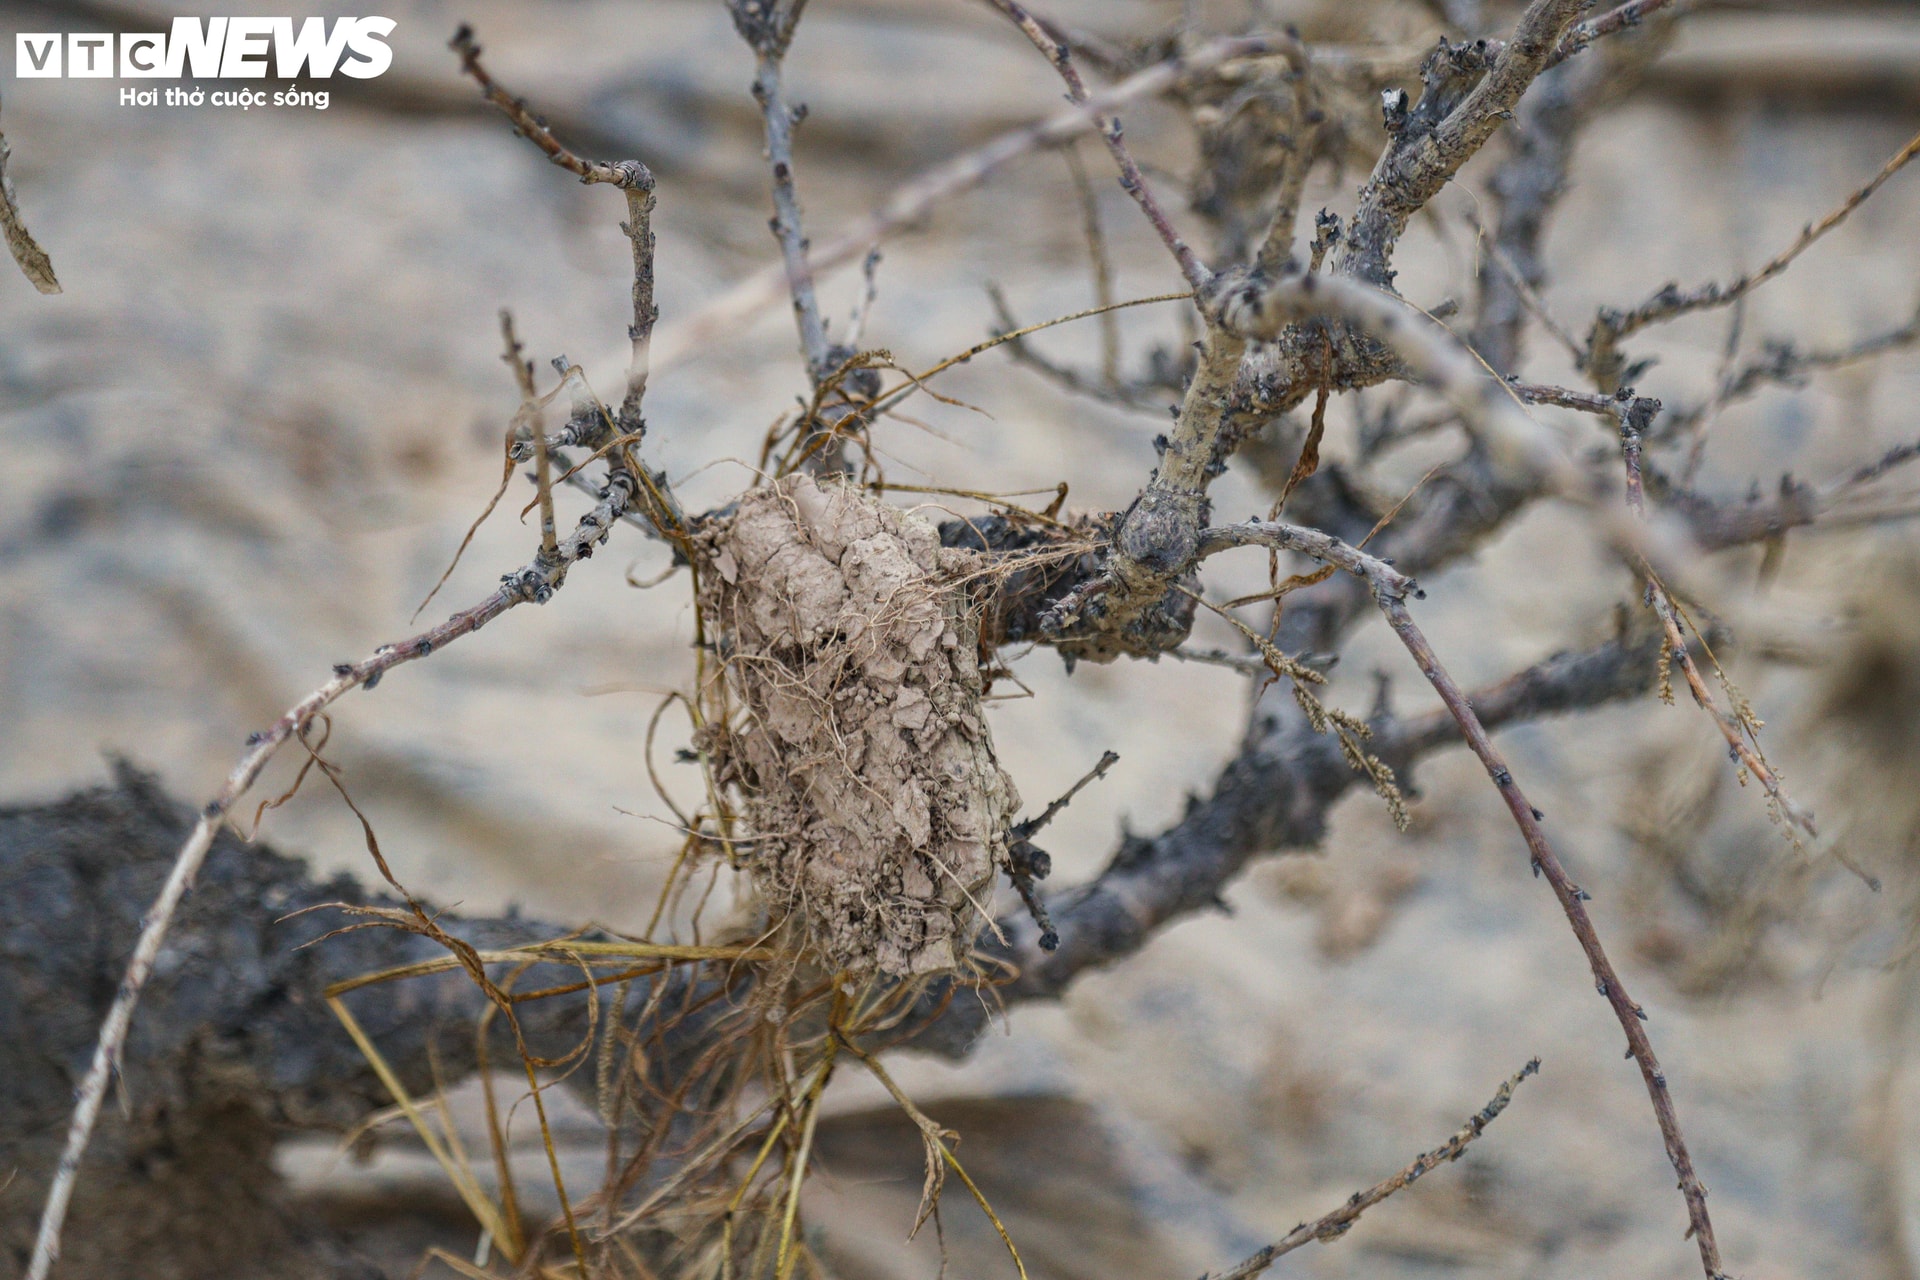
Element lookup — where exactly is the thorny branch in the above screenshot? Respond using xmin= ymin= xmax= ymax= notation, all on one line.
xmin=1373 ymin=589 xmax=1727 ymax=1278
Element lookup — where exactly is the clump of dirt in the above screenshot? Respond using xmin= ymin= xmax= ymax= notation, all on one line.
xmin=697 ymin=474 xmax=1019 ymax=977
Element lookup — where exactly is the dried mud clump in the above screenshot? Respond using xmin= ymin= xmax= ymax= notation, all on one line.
xmin=697 ymin=475 xmax=1019 ymax=976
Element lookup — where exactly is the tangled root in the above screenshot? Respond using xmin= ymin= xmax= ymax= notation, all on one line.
xmin=697 ymin=475 xmax=1019 ymax=977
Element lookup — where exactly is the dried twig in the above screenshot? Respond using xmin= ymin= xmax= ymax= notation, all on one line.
xmin=25 ymin=464 xmax=638 ymax=1280
xmin=1204 ymin=1059 xmax=1541 ymax=1280
xmin=649 ymin=34 xmax=1286 ymax=371
xmin=985 ymin=0 xmax=1219 ymax=290
xmin=1587 ymin=126 xmax=1920 ymax=387
xmin=1370 ymin=583 xmax=1728 ymax=1279
xmin=450 ymin=24 xmax=659 ymax=439
xmin=1617 ymin=413 xmax=1818 ymax=839
xmin=1546 ymin=0 xmax=1684 ymax=68
xmin=730 ymin=0 xmax=833 ymax=381
xmin=1666 ymin=302 xmax=1920 ymax=462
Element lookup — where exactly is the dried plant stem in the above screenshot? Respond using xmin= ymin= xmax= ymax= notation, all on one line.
xmin=24 ymin=461 xmax=638 ymax=1280
xmin=1617 ymin=417 xmax=1817 ymax=838
xmin=451 ymin=25 xmax=653 ymax=192
xmin=1198 ymin=518 xmax=1421 ymax=594
xmin=744 ymin=40 xmax=832 ymax=379
xmin=1589 ymin=125 xmax=1920 ymax=385
xmin=1372 ymin=589 xmax=1727 ymax=1280
xmin=1645 ymin=577 xmax=1813 ymax=836
xmin=649 ymin=34 xmax=1283 ymax=370
xmin=986 ymin=0 xmax=1218 ymax=289
xmin=618 ymin=180 xmax=659 ymax=431
xmin=1196 ymin=513 xmax=1728 ymax=1279
xmin=1206 ymin=1059 xmax=1540 ymax=1280
xmin=837 ymin=1035 xmax=1030 ymax=1278
xmin=505 ymin=316 xmax=560 ymax=558
xmin=1546 ymin=0 xmax=1682 ymax=68
xmin=774 ymin=1035 xmax=834 ymax=1280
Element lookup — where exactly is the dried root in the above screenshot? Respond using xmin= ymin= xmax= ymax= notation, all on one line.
xmin=697 ymin=475 xmax=1020 ymax=976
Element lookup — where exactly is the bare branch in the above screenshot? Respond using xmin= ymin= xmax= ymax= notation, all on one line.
xmin=1666 ymin=301 xmax=1920 ymax=466
xmin=24 ymin=461 xmax=638 ymax=1280
xmin=984 ymin=0 xmax=1222 ymax=290
xmin=1197 ymin=517 xmax=1423 ymax=597
xmin=1205 ymin=1060 xmax=1540 ymax=1280
xmin=19 ymin=65 xmax=672 ymax=1250
xmin=1371 ymin=592 xmax=1727 ymax=1280
xmin=731 ymin=0 xmax=833 ymax=381
xmin=450 ymin=24 xmax=659 ymax=438
xmin=650 ymin=34 xmax=1284 ymax=371
xmin=1546 ymin=0 xmax=1684 ymax=68
xmin=1042 ymin=324 xmax=1247 ymax=647
xmin=1335 ymin=0 xmax=1595 ymax=288
xmin=960 ymin=256 xmax=1730 ymax=1273
xmin=618 ymin=184 xmax=659 ymax=435
xmin=1388 ymin=605 xmax=1674 ymax=756
xmin=1587 ymin=125 xmax=1920 ymax=388
xmin=450 ymin=26 xmax=654 ymax=193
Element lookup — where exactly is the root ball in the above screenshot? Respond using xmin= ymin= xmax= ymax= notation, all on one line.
xmin=697 ymin=475 xmax=1019 ymax=976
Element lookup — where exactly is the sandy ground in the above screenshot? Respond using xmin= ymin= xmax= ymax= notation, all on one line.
xmin=6 ymin=1 xmax=1920 ymax=1276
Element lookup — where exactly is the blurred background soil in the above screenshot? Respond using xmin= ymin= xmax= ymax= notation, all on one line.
xmin=4 ymin=0 xmax=1920 ymax=1276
